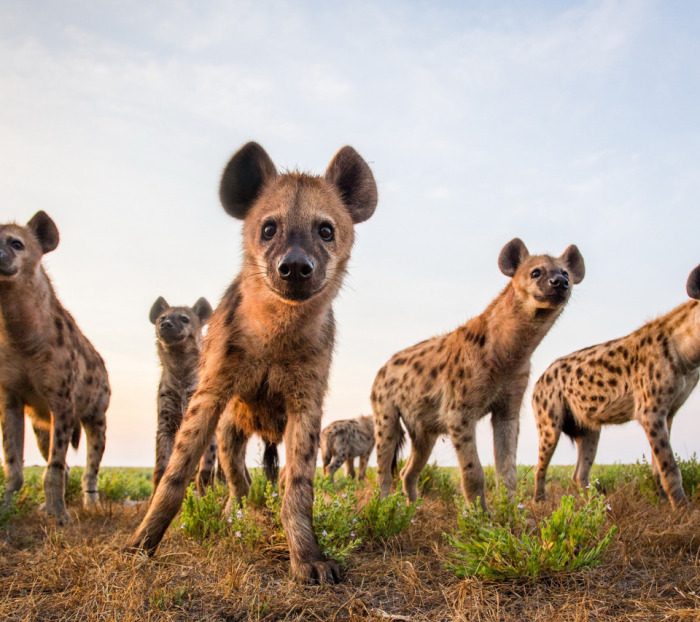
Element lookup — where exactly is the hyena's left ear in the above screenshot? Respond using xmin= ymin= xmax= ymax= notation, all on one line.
xmin=686 ymin=264 xmax=700 ymax=300
xmin=219 ymin=142 xmax=277 ymax=220
xmin=192 ymin=297 xmax=213 ymax=323
xmin=560 ymin=245 xmax=585 ymax=284
xmin=149 ymin=297 xmax=169 ymax=324
xmin=498 ymin=238 xmax=529 ymax=277
xmin=325 ymin=146 xmax=378 ymax=224
xmin=27 ymin=211 xmax=59 ymax=254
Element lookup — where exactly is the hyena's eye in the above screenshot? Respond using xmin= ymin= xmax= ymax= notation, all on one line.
xmin=530 ymin=268 xmax=542 ymax=279
xmin=261 ymin=221 xmax=277 ymax=241
xmin=9 ymin=239 xmax=24 ymax=251
xmin=180 ymin=315 xmax=190 ymax=324
xmin=318 ymin=223 xmax=334 ymax=242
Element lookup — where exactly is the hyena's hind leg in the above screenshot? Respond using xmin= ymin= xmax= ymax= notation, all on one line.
xmin=81 ymin=412 xmax=107 ymax=508
xmin=373 ymin=401 xmax=405 ymax=498
xmin=358 ymin=451 xmax=371 ymax=481
xmin=326 ymin=450 xmax=346 ymax=483
xmin=572 ymin=429 xmax=600 ymax=489
xmin=533 ymin=388 xmax=566 ymax=501
xmin=402 ymin=430 xmax=438 ymax=503
xmin=344 ymin=458 xmax=356 ymax=479
xmin=216 ymin=406 xmax=251 ymax=514
xmin=196 ymin=436 xmax=217 ymax=495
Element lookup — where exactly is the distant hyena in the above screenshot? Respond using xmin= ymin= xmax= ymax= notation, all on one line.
xmin=533 ymin=264 xmax=700 ymax=508
xmin=127 ymin=141 xmax=378 ymax=584
xmin=372 ymin=238 xmax=585 ymax=509
xmin=0 ymin=211 xmax=110 ymax=524
xmin=320 ymin=415 xmax=375 ymax=482
xmin=149 ymin=296 xmax=214 ymax=494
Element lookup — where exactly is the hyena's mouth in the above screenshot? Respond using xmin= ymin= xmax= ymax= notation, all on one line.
xmin=0 ymin=265 xmax=19 ymax=277
xmin=534 ymin=291 xmax=568 ymax=305
xmin=269 ymin=281 xmax=327 ymax=303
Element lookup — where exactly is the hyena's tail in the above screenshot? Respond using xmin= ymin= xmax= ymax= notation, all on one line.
xmin=71 ymin=421 xmax=82 ymax=450
xmin=390 ymin=412 xmax=406 ymax=477
xmin=263 ymin=442 xmax=279 ymax=482
xmin=561 ymin=401 xmax=587 ymax=441
xmin=320 ymin=430 xmax=332 ymax=468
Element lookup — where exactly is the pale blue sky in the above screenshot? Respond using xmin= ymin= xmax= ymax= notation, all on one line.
xmin=1 ymin=1 xmax=699 ymax=468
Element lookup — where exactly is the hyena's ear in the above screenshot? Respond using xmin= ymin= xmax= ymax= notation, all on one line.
xmin=192 ymin=297 xmax=213 ymax=323
xmin=325 ymin=146 xmax=378 ymax=224
xmin=687 ymin=264 xmax=700 ymax=300
xmin=219 ymin=142 xmax=277 ymax=219
xmin=149 ymin=297 xmax=169 ymax=324
xmin=498 ymin=238 xmax=529 ymax=277
xmin=560 ymin=244 xmax=585 ymax=284
xmin=27 ymin=211 xmax=59 ymax=254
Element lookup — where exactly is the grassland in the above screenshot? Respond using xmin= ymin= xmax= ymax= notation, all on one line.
xmin=1 ymin=461 xmax=699 ymax=621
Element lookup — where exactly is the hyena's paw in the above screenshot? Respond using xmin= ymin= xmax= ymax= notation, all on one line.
xmin=82 ymin=491 xmax=101 ymax=510
xmin=40 ymin=502 xmax=71 ymax=526
xmin=291 ymin=558 xmax=341 ymax=585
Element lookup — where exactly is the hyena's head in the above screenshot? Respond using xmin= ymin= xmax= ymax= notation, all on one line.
xmin=498 ymin=238 xmax=585 ymax=315
xmin=219 ymin=142 xmax=378 ymax=303
xmin=149 ymin=297 xmax=213 ymax=348
xmin=687 ymin=265 xmax=700 ymax=301
xmin=0 ymin=211 xmax=58 ymax=283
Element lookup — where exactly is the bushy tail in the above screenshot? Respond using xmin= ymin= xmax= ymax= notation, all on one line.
xmin=71 ymin=421 xmax=81 ymax=450
xmin=390 ymin=411 xmax=406 ymax=477
xmin=561 ymin=402 xmax=587 ymax=441
xmin=263 ymin=442 xmax=279 ymax=482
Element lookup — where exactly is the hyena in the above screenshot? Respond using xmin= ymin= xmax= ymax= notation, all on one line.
xmin=149 ymin=296 xmax=216 ymax=493
xmin=320 ymin=415 xmax=375 ymax=482
xmin=0 ymin=211 xmax=110 ymax=524
xmin=533 ymin=264 xmax=700 ymax=508
xmin=127 ymin=141 xmax=377 ymax=583
xmin=372 ymin=238 xmax=585 ymax=508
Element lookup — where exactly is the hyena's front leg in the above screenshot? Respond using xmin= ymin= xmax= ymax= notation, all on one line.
xmin=153 ymin=388 xmax=182 ymax=492
xmin=1 ymin=393 xmax=25 ymax=508
xmin=82 ymin=412 xmax=107 ymax=508
xmin=43 ymin=398 xmax=74 ymax=524
xmin=282 ymin=407 xmax=340 ymax=584
xmin=639 ymin=403 xmax=686 ymax=508
xmin=127 ymin=387 xmax=226 ymax=554
xmin=196 ymin=436 xmax=217 ymax=495
xmin=216 ymin=405 xmax=252 ymax=514
xmin=449 ymin=414 xmax=486 ymax=510
xmin=491 ymin=373 xmax=527 ymax=495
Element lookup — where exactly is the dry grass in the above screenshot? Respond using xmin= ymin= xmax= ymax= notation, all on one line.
xmin=1 ymin=472 xmax=699 ymax=622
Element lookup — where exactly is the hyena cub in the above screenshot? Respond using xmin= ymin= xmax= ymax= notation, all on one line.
xmin=149 ymin=296 xmax=214 ymax=493
xmin=0 ymin=211 xmax=110 ymax=523
xmin=533 ymin=264 xmax=700 ymax=508
xmin=127 ymin=141 xmax=377 ymax=583
xmin=372 ymin=238 xmax=585 ymax=508
xmin=320 ymin=415 xmax=374 ymax=482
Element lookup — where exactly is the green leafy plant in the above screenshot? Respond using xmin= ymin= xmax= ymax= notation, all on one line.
xmin=418 ymin=462 xmax=457 ymax=503
xmin=360 ymin=490 xmax=420 ymax=541
xmin=313 ymin=487 xmax=363 ymax=566
xmin=446 ymin=488 xmax=616 ymax=580
xmin=178 ymin=483 xmax=228 ymax=541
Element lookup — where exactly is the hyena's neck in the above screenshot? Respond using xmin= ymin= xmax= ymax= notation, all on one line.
xmin=665 ymin=300 xmax=700 ymax=370
xmin=468 ymin=283 xmax=561 ymax=373
xmin=0 ymin=265 xmax=56 ymax=352
xmin=157 ymin=342 xmax=200 ymax=384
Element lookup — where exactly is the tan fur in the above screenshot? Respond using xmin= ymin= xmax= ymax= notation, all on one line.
xmin=0 ymin=212 xmax=110 ymax=523
xmin=372 ymin=239 xmax=585 ymax=508
xmin=127 ymin=142 xmax=377 ymax=584
xmin=320 ymin=415 xmax=374 ymax=482
xmin=149 ymin=296 xmax=215 ymax=494
xmin=533 ymin=264 xmax=700 ymax=508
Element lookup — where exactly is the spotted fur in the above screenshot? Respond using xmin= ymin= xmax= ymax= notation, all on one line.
xmin=320 ymin=415 xmax=375 ymax=482
xmin=533 ymin=264 xmax=700 ymax=508
xmin=0 ymin=211 xmax=110 ymax=524
xmin=372 ymin=238 xmax=585 ymax=509
xmin=127 ymin=142 xmax=377 ymax=584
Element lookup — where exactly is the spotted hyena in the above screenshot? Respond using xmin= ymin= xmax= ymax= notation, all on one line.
xmin=533 ymin=264 xmax=700 ymax=508
xmin=372 ymin=238 xmax=585 ymax=508
xmin=0 ymin=211 xmax=110 ymax=524
xmin=149 ymin=296 xmax=217 ymax=493
xmin=127 ymin=141 xmax=377 ymax=583
xmin=320 ymin=415 xmax=375 ymax=482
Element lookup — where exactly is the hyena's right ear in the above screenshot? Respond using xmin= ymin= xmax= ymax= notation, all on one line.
xmin=219 ymin=142 xmax=277 ymax=219
xmin=687 ymin=265 xmax=700 ymax=300
xmin=325 ymin=146 xmax=378 ymax=224
xmin=27 ymin=211 xmax=59 ymax=254
xmin=192 ymin=297 xmax=213 ymax=323
xmin=498 ymin=238 xmax=529 ymax=277
xmin=149 ymin=297 xmax=169 ymax=324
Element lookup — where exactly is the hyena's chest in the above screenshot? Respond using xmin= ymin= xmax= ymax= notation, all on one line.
xmin=235 ymin=366 xmax=288 ymax=442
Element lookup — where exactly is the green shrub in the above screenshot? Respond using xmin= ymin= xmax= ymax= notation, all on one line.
xmin=418 ymin=462 xmax=457 ymax=503
xmin=178 ymin=483 xmax=228 ymax=541
xmin=360 ymin=490 xmax=419 ymax=540
xmin=98 ymin=469 xmax=152 ymax=502
xmin=313 ymin=488 xmax=363 ymax=566
xmin=244 ymin=469 xmax=270 ymax=508
xmin=446 ymin=488 xmax=616 ymax=580
xmin=226 ymin=497 xmax=263 ymax=548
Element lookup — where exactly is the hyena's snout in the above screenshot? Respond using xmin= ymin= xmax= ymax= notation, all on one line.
xmin=277 ymin=246 xmax=316 ymax=282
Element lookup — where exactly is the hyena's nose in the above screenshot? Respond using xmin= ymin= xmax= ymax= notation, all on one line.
xmin=278 ymin=248 xmax=315 ymax=282
xmin=549 ymin=275 xmax=569 ymax=290
xmin=160 ymin=317 xmax=174 ymax=329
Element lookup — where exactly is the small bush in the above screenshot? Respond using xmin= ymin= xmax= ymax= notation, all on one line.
xmin=244 ymin=469 xmax=270 ymax=508
xmin=418 ymin=462 xmax=457 ymax=503
xmin=313 ymin=487 xmax=363 ymax=566
xmin=178 ymin=483 xmax=228 ymax=541
xmin=446 ymin=488 xmax=616 ymax=580
xmin=98 ymin=469 xmax=152 ymax=502
xmin=226 ymin=497 xmax=263 ymax=548
xmin=360 ymin=490 xmax=419 ymax=541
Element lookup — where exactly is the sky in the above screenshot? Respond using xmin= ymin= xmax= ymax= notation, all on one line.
xmin=1 ymin=0 xmax=699 ymax=470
